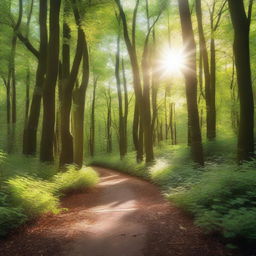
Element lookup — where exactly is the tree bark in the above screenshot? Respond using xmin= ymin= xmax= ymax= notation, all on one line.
xmin=115 ymin=0 xmax=146 ymax=162
xmin=228 ymin=0 xmax=254 ymax=161
xmin=72 ymin=38 xmax=90 ymax=168
xmin=195 ymin=0 xmax=214 ymax=140
xmin=178 ymin=0 xmax=204 ymax=165
xmin=89 ymin=77 xmax=98 ymax=157
xmin=115 ymin=32 xmax=127 ymax=159
xmin=59 ymin=0 xmax=85 ymax=167
xmin=122 ymin=58 xmax=128 ymax=155
xmin=40 ymin=0 xmax=61 ymax=162
xmin=105 ymin=86 xmax=112 ymax=153
xmin=23 ymin=0 xmax=47 ymax=155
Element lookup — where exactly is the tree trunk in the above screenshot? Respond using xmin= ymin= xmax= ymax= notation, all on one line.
xmin=59 ymin=0 xmax=85 ymax=167
xmin=25 ymin=68 xmax=30 ymax=124
xmin=89 ymin=77 xmax=98 ymax=157
xmin=122 ymin=58 xmax=128 ymax=155
xmin=115 ymin=0 xmax=147 ymax=162
xmin=40 ymin=0 xmax=61 ymax=162
xmin=115 ymin=32 xmax=126 ymax=159
xmin=23 ymin=0 xmax=47 ymax=155
xmin=195 ymin=0 xmax=214 ymax=140
xmin=228 ymin=0 xmax=254 ymax=161
xmin=141 ymin=39 xmax=154 ymax=162
xmin=178 ymin=0 xmax=204 ymax=165
xmin=133 ymin=100 xmax=139 ymax=151
xmin=105 ymin=87 xmax=112 ymax=153
xmin=73 ymin=40 xmax=90 ymax=168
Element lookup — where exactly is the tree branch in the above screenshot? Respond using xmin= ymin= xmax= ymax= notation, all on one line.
xmin=16 ymin=31 xmax=40 ymax=59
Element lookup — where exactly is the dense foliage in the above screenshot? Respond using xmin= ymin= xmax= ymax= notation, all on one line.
xmin=0 ymin=154 xmax=99 ymax=237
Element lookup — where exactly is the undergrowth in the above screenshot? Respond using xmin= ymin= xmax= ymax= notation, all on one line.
xmin=0 ymin=154 xmax=99 ymax=237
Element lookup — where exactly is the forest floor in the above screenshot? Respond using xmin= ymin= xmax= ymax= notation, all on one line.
xmin=0 ymin=167 xmax=235 ymax=256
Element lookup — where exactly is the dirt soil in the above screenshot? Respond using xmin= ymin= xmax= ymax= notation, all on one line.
xmin=0 ymin=167 xmax=235 ymax=256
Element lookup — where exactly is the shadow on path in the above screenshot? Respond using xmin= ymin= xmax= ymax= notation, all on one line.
xmin=0 ymin=167 xmax=233 ymax=256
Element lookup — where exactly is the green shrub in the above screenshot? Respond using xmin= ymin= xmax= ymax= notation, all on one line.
xmin=0 ymin=154 xmax=57 ymax=180
xmin=0 ymin=207 xmax=27 ymax=237
xmin=170 ymin=166 xmax=256 ymax=246
xmin=0 ymin=160 xmax=99 ymax=237
xmin=53 ymin=166 xmax=99 ymax=194
xmin=90 ymin=153 xmax=148 ymax=179
xmin=7 ymin=176 xmax=59 ymax=216
xmin=149 ymin=159 xmax=203 ymax=189
xmin=203 ymin=137 xmax=236 ymax=162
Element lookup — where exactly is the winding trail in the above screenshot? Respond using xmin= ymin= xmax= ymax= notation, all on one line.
xmin=0 ymin=167 xmax=232 ymax=256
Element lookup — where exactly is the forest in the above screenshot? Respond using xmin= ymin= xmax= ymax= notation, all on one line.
xmin=0 ymin=0 xmax=256 ymax=255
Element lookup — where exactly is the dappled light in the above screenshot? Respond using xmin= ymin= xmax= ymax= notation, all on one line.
xmin=0 ymin=0 xmax=256 ymax=255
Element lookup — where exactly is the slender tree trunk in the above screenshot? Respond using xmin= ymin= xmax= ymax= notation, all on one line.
xmin=228 ymin=0 xmax=254 ymax=161
xmin=133 ymin=100 xmax=139 ymax=151
xmin=105 ymin=87 xmax=112 ymax=153
xmin=73 ymin=39 xmax=90 ymax=168
xmin=138 ymin=119 xmax=144 ymax=162
xmin=209 ymin=37 xmax=216 ymax=138
xmin=40 ymin=0 xmax=61 ymax=162
xmin=195 ymin=0 xmax=214 ymax=140
xmin=122 ymin=58 xmax=128 ymax=155
xmin=115 ymin=32 xmax=126 ymax=159
xmin=174 ymin=103 xmax=177 ymax=145
xmin=151 ymin=31 xmax=159 ymax=146
xmin=23 ymin=0 xmax=47 ymax=155
xmin=10 ymin=0 xmax=23 ymax=124
xmin=89 ymin=77 xmax=98 ymax=157
xmin=23 ymin=0 xmax=33 ymax=125
xmin=141 ymin=42 xmax=154 ymax=162
xmin=178 ymin=0 xmax=204 ymax=165
xmin=6 ymin=79 xmax=11 ymax=124
xmin=170 ymin=103 xmax=174 ymax=145
xmin=11 ymin=35 xmax=17 ymax=124
xmin=25 ymin=68 xmax=30 ymax=124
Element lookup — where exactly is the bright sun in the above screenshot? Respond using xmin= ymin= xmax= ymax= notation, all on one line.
xmin=158 ymin=48 xmax=186 ymax=78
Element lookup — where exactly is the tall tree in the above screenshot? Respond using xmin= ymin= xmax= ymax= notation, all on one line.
xmin=115 ymin=0 xmax=145 ymax=162
xmin=23 ymin=0 xmax=47 ymax=155
xmin=59 ymin=0 xmax=85 ymax=167
xmin=115 ymin=0 xmax=161 ymax=163
xmin=115 ymin=30 xmax=127 ymax=159
xmin=9 ymin=0 xmax=23 ymax=124
xmin=228 ymin=0 xmax=254 ymax=161
xmin=72 ymin=44 xmax=90 ymax=168
xmin=40 ymin=0 xmax=61 ymax=162
xmin=89 ymin=76 xmax=98 ymax=157
xmin=104 ymin=85 xmax=112 ymax=153
xmin=178 ymin=0 xmax=204 ymax=165
xmin=195 ymin=0 xmax=212 ymax=140
xmin=122 ymin=58 xmax=129 ymax=155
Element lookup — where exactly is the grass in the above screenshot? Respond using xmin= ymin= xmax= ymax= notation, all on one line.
xmin=89 ymin=152 xmax=148 ymax=179
xmin=89 ymin=139 xmax=256 ymax=250
xmin=0 ymin=153 xmax=99 ymax=237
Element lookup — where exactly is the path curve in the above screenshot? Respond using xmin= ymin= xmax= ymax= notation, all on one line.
xmin=0 ymin=167 xmax=231 ymax=256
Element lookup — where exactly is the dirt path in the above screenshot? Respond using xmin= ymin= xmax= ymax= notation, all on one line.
xmin=0 ymin=167 xmax=232 ymax=256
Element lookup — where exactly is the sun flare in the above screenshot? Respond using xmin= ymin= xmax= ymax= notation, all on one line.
xmin=158 ymin=48 xmax=186 ymax=78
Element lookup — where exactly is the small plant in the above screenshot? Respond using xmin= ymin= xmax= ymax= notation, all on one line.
xmin=170 ymin=165 xmax=256 ymax=247
xmin=0 ymin=206 xmax=27 ymax=237
xmin=53 ymin=166 xmax=99 ymax=195
xmin=0 ymin=154 xmax=99 ymax=237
